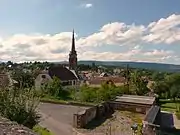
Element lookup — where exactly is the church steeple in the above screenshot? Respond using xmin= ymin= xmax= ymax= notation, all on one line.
xmin=69 ymin=30 xmax=77 ymax=70
xmin=71 ymin=29 xmax=76 ymax=53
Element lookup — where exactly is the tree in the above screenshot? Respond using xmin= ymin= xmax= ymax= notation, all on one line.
xmin=170 ymin=84 xmax=180 ymax=101
xmin=6 ymin=61 xmax=13 ymax=66
xmin=79 ymin=85 xmax=99 ymax=102
xmin=12 ymin=70 xmax=34 ymax=88
xmin=152 ymin=73 xmax=180 ymax=99
xmin=78 ymin=64 xmax=92 ymax=71
xmin=130 ymin=70 xmax=149 ymax=95
xmin=151 ymin=71 xmax=165 ymax=81
xmin=124 ymin=65 xmax=131 ymax=93
xmin=165 ymin=73 xmax=180 ymax=87
xmin=152 ymin=81 xmax=169 ymax=98
xmin=78 ymin=82 xmax=124 ymax=103
xmin=44 ymin=76 xmax=64 ymax=98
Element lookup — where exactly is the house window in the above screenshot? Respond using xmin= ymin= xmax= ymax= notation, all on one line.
xmin=42 ymin=75 xmax=46 ymax=79
xmin=62 ymin=81 xmax=69 ymax=86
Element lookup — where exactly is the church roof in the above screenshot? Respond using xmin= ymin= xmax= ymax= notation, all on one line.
xmin=48 ymin=65 xmax=78 ymax=81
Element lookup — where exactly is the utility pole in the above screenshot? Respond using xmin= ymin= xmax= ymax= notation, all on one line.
xmin=125 ymin=64 xmax=130 ymax=93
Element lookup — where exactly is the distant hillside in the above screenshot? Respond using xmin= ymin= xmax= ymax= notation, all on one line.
xmin=78 ymin=61 xmax=180 ymax=72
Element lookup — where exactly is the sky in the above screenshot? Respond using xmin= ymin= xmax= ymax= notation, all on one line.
xmin=0 ymin=0 xmax=180 ymax=64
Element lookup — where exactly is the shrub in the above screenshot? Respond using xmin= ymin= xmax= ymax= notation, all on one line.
xmin=0 ymin=88 xmax=41 ymax=129
xmin=78 ymin=83 xmax=125 ymax=103
xmin=79 ymin=85 xmax=99 ymax=103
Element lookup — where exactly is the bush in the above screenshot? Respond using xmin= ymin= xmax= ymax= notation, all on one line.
xmin=0 ymin=88 xmax=41 ymax=129
xmin=78 ymin=83 xmax=125 ymax=103
xmin=42 ymin=76 xmax=71 ymax=100
xmin=79 ymin=85 xmax=99 ymax=103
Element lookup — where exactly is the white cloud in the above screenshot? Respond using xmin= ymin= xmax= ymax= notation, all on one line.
xmin=0 ymin=32 xmax=73 ymax=62
xmin=81 ymin=3 xmax=93 ymax=8
xmin=143 ymin=14 xmax=180 ymax=44
xmin=143 ymin=49 xmax=173 ymax=57
xmin=0 ymin=14 xmax=180 ymax=63
xmin=85 ymin=3 xmax=93 ymax=8
xmin=79 ymin=49 xmax=141 ymax=61
xmin=77 ymin=22 xmax=145 ymax=47
xmin=78 ymin=49 xmax=175 ymax=63
xmin=78 ymin=14 xmax=180 ymax=47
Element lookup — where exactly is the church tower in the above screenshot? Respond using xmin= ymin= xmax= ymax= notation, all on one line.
xmin=69 ymin=30 xmax=77 ymax=70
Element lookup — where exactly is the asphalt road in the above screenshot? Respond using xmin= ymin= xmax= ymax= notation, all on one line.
xmin=38 ymin=103 xmax=88 ymax=135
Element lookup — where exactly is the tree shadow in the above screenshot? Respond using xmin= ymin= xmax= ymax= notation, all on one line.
xmin=159 ymin=127 xmax=180 ymax=135
xmin=161 ymin=112 xmax=174 ymax=128
xmin=160 ymin=112 xmax=180 ymax=134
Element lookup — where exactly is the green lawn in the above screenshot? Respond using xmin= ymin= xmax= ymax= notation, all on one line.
xmin=160 ymin=99 xmax=180 ymax=113
xmin=33 ymin=125 xmax=53 ymax=135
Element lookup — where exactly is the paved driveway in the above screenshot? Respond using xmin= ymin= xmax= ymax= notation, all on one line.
xmin=38 ymin=103 xmax=88 ymax=135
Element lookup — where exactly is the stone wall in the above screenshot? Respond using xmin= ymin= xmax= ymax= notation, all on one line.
xmin=109 ymin=101 xmax=152 ymax=114
xmin=73 ymin=106 xmax=97 ymax=128
xmin=0 ymin=116 xmax=37 ymax=135
xmin=73 ymin=102 xmax=113 ymax=128
xmin=73 ymin=101 xmax=158 ymax=132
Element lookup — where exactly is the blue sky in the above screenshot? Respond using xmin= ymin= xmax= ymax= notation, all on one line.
xmin=0 ymin=0 xmax=180 ymax=64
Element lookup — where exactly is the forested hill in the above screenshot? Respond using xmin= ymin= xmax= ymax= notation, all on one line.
xmin=77 ymin=61 xmax=180 ymax=72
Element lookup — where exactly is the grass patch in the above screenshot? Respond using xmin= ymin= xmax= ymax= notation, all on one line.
xmin=40 ymin=96 xmax=97 ymax=106
xmin=161 ymin=102 xmax=177 ymax=112
xmin=33 ymin=125 xmax=53 ymax=135
xmin=41 ymin=96 xmax=69 ymax=104
xmin=159 ymin=99 xmax=180 ymax=113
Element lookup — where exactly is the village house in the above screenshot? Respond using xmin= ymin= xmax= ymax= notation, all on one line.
xmin=35 ymin=65 xmax=80 ymax=90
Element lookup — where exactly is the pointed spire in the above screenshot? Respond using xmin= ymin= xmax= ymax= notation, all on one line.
xmin=71 ymin=29 xmax=75 ymax=52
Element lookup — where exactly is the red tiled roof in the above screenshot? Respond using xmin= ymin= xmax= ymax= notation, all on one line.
xmin=88 ymin=76 xmax=125 ymax=85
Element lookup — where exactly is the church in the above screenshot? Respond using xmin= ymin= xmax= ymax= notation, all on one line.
xmin=35 ymin=30 xmax=80 ymax=90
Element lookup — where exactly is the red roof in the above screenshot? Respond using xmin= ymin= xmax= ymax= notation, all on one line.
xmin=88 ymin=76 xmax=125 ymax=85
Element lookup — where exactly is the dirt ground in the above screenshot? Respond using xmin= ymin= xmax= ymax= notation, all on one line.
xmin=76 ymin=111 xmax=144 ymax=135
